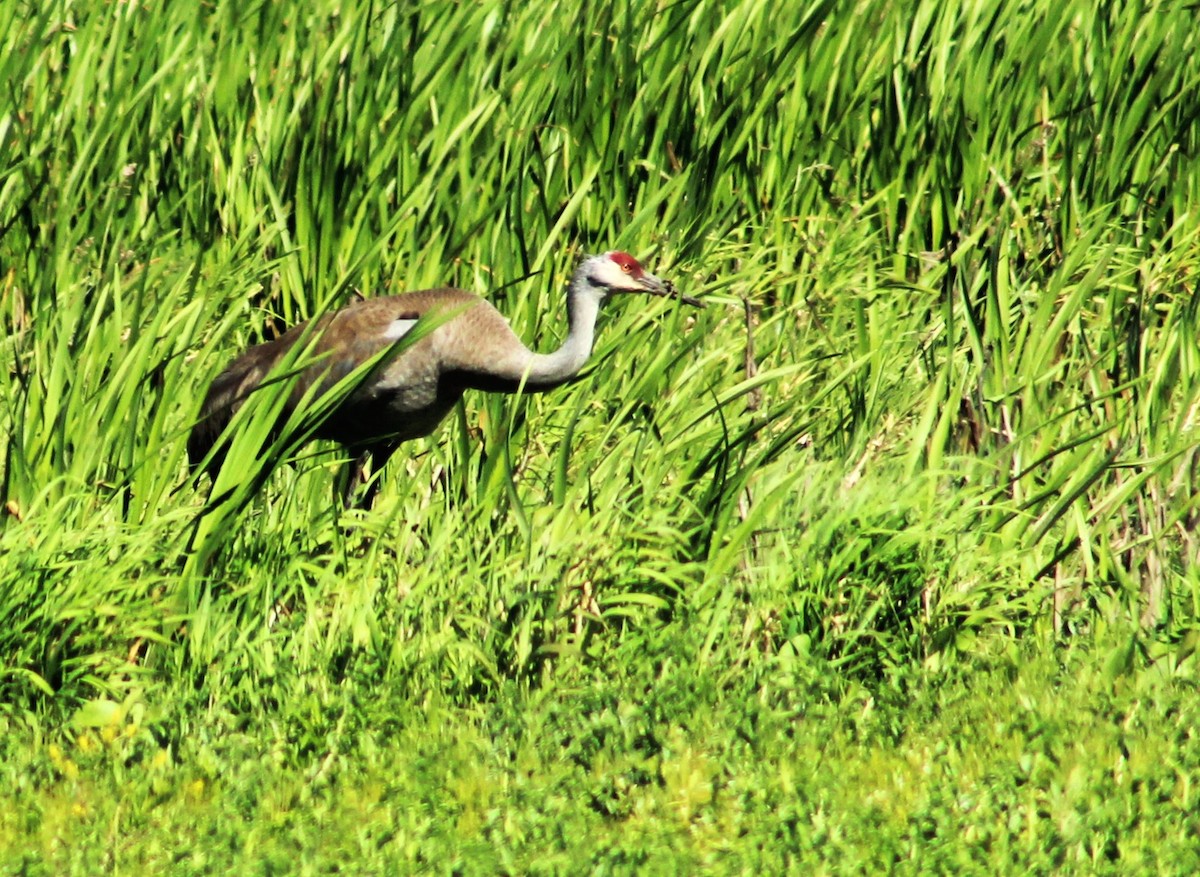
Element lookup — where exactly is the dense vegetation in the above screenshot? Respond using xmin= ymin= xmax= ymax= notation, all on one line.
xmin=2 ymin=0 xmax=1199 ymax=870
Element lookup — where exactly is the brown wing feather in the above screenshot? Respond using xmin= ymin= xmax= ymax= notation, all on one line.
xmin=187 ymin=288 xmax=509 ymax=471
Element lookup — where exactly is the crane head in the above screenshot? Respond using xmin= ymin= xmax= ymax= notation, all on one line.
xmin=582 ymin=251 xmax=703 ymax=307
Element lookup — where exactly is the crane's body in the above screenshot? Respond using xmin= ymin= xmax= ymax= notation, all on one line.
xmin=187 ymin=252 xmax=697 ymax=506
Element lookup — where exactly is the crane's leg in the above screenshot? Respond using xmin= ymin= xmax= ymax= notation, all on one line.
xmin=339 ymin=450 xmax=368 ymax=509
xmin=358 ymin=442 xmax=398 ymax=509
xmin=341 ymin=442 xmax=397 ymax=509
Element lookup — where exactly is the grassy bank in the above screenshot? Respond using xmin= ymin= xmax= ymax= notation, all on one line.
xmin=3 ymin=642 xmax=1197 ymax=872
xmin=2 ymin=0 xmax=1199 ymax=869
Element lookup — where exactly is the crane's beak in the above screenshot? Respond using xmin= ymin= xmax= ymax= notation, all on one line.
xmin=636 ymin=272 xmax=704 ymax=308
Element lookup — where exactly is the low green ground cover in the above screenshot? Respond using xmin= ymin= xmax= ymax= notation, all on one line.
xmin=4 ymin=640 xmax=1197 ymax=873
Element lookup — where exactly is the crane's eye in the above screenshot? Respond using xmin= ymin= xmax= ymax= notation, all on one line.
xmin=620 ymin=263 xmax=631 ymax=273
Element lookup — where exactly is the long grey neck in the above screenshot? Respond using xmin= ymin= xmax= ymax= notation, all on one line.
xmin=508 ymin=272 xmax=601 ymax=391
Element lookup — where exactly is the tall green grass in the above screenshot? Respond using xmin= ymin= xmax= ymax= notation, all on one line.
xmin=2 ymin=0 xmax=1199 ymax=732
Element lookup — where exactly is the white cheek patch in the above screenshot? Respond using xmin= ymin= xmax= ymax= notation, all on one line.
xmin=381 ymin=318 xmax=418 ymax=342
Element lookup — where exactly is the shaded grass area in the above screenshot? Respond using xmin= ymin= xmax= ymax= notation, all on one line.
xmin=3 ymin=640 xmax=1197 ymax=873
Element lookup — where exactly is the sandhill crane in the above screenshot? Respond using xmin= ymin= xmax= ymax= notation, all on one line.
xmin=188 ymin=251 xmax=700 ymax=507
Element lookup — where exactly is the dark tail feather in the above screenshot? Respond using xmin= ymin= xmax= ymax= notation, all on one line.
xmin=187 ymin=372 xmax=237 ymax=477
xmin=188 ymin=352 xmax=273 ymax=478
